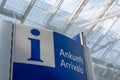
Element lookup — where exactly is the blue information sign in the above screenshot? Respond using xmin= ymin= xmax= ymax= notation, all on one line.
xmin=12 ymin=25 xmax=88 ymax=80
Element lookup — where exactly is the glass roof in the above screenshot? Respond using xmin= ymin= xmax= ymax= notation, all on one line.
xmin=4 ymin=0 xmax=31 ymax=15
xmin=109 ymin=4 xmax=120 ymax=15
xmin=0 ymin=0 xmax=120 ymax=79
xmin=78 ymin=0 xmax=108 ymax=20
xmin=50 ymin=0 xmax=83 ymax=28
xmin=24 ymin=0 xmax=58 ymax=27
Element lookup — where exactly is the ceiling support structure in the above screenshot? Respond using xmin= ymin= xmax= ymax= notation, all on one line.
xmin=85 ymin=0 xmax=116 ymax=39
xmin=91 ymin=18 xmax=118 ymax=50
xmin=0 ymin=0 xmax=22 ymax=20
xmin=62 ymin=0 xmax=88 ymax=34
xmin=99 ymin=34 xmax=120 ymax=59
xmin=21 ymin=0 xmax=36 ymax=23
xmin=92 ymin=38 xmax=120 ymax=78
xmin=0 ymin=0 xmax=7 ymax=9
xmin=0 ymin=8 xmax=22 ymax=20
xmin=92 ymin=33 xmax=120 ymax=53
xmin=45 ymin=0 xmax=64 ymax=29
xmin=78 ymin=12 xmax=120 ymax=28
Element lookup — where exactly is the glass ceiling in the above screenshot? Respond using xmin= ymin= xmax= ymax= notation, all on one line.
xmin=24 ymin=0 xmax=58 ymax=27
xmin=4 ymin=0 xmax=31 ymax=15
xmin=50 ymin=0 xmax=83 ymax=28
xmin=0 ymin=0 xmax=120 ymax=80
xmin=78 ymin=0 xmax=108 ymax=20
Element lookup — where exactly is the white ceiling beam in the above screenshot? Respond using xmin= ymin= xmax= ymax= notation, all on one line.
xmin=85 ymin=0 xmax=116 ymax=39
xmin=99 ymin=34 xmax=120 ymax=59
xmin=78 ymin=11 xmax=120 ymax=28
xmin=92 ymin=33 xmax=120 ymax=53
xmin=0 ymin=0 xmax=22 ymax=20
xmin=0 ymin=8 xmax=22 ymax=20
xmin=91 ymin=18 xmax=118 ymax=50
xmin=21 ymin=0 xmax=36 ymax=23
xmin=62 ymin=0 xmax=88 ymax=34
xmin=45 ymin=0 xmax=64 ymax=29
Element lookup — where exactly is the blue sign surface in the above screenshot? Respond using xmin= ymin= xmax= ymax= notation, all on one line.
xmin=12 ymin=25 xmax=88 ymax=80
xmin=72 ymin=34 xmax=81 ymax=44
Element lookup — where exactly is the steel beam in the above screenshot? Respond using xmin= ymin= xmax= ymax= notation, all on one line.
xmin=0 ymin=0 xmax=23 ymax=20
xmin=92 ymin=33 xmax=120 ymax=53
xmin=87 ymin=0 xmax=116 ymax=43
xmin=21 ymin=0 xmax=36 ymax=23
xmin=63 ymin=0 xmax=88 ymax=34
xmin=0 ymin=8 xmax=22 ymax=20
xmin=78 ymin=11 xmax=120 ymax=28
xmin=45 ymin=0 xmax=64 ymax=28
xmin=99 ymin=34 xmax=120 ymax=59
xmin=91 ymin=18 xmax=118 ymax=50
xmin=85 ymin=0 xmax=116 ymax=39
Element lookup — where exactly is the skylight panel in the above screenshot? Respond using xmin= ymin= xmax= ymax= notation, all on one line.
xmin=50 ymin=0 xmax=83 ymax=28
xmin=4 ymin=0 xmax=31 ymax=15
xmin=24 ymin=0 xmax=58 ymax=26
xmin=78 ymin=0 xmax=108 ymax=20
xmin=104 ymin=50 xmax=119 ymax=61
